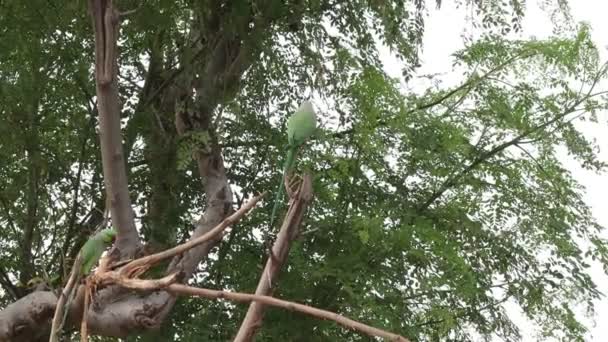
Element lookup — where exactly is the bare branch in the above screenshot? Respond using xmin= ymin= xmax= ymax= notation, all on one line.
xmin=0 ymin=291 xmax=58 ymax=342
xmin=90 ymin=0 xmax=140 ymax=255
xmin=118 ymin=193 xmax=265 ymax=277
xmin=234 ymin=174 xmax=314 ymax=341
xmin=94 ymin=272 xmax=410 ymax=342
xmin=48 ymin=252 xmax=83 ymax=342
xmin=172 ymin=285 xmax=410 ymax=342
xmin=80 ymin=284 xmax=91 ymax=342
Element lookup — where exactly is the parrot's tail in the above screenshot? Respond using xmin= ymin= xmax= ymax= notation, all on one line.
xmin=269 ymin=180 xmax=285 ymax=229
xmin=269 ymin=148 xmax=296 ymax=229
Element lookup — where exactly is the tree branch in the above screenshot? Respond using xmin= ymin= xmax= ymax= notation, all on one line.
xmin=90 ymin=0 xmax=140 ymax=256
xmin=234 ymin=174 xmax=314 ymax=341
xmin=0 ymin=291 xmax=57 ymax=342
xmin=0 ymin=195 xmax=18 ymax=237
xmin=94 ymin=206 xmax=409 ymax=342
xmin=62 ymin=114 xmax=95 ymax=267
xmin=119 ymin=193 xmax=265 ymax=277
xmin=172 ymin=284 xmax=411 ymax=342
xmin=332 ymin=51 xmax=536 ymax=138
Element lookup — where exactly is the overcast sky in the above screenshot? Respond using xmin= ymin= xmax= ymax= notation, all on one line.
xmin=378 ymin=1 xmax=608 ymax=341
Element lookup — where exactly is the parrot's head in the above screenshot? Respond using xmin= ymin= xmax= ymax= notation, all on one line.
xmin=298 ymin=100 xmax=316 ymax=120
xmin=99 ymin=228 xmax=117 ymax=244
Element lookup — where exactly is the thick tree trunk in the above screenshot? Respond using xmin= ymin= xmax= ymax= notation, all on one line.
xmin=91 ymin=0 xmax=140 ymax=257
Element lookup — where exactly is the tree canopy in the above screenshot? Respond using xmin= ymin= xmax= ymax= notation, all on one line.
xmin=0 ymin=0 xmax=607 ymax=341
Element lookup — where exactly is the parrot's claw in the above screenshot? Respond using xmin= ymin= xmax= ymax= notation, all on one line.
xmin=285 ymin=174 xmax=303 ymax=198
xmin=263 ymin=234 xmax=279 ymax=262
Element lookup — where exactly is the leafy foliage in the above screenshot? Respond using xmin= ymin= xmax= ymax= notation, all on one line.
xmin=1 ymin=0 xmax=607 ymax=341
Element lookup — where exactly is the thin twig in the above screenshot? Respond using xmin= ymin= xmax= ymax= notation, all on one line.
xmin=49 ymin=254 xmax=83 ymax=342
xmin=80 ymin=283 xmax=90 ymax=342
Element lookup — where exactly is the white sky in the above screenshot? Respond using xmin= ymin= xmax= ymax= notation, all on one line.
xmin=378 ymin=1 xmax=608 ymax=341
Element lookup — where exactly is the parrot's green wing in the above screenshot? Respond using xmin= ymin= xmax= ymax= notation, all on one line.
xmin=269 ymin=101 xmax=318 ymax=229
xmin=80 ymin=228 xmax=117 ymax=275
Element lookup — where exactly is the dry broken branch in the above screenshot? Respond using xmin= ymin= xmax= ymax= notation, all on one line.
xmin=48 ymin=254 xmax=83 ymax=342
xmin=49 ymin=193 xmax=263 ymax=341
xmin=234 ymin=174 xmax=314 ymax=341
xmin=79 ymin=281 xmax=91 ymax=342
xmin=116 ymin=192 xmax=265 ymax=278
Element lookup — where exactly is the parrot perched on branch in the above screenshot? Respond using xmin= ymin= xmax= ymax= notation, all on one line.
xmin=53 ymin=227 xmax=117 ymax=338
xmin=269 ymin=100 xmax=318 ymax=228
xmin=79 ymin=228 xmax=117 ymax=275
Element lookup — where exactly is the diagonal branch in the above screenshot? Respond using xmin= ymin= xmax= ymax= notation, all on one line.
xmin=119 ymin=193 xmax=265 ymax=277
xmin=0 ymin=195 xmax=18 ymax=236
xmin=234 ymin=174 xmax=314 ymax=342
xmin=98 ymin=268 xmax=411 ymax=342
xmin=96 ymin=206 xmax=409 ymax=342
xmin=171 ymin=285 xmax=410 ymax=342
xmin=61 ymin=114 xmax=96 ymax=266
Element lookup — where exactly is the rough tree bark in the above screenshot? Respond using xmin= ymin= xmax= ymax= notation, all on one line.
xmin=234 ymin=175 xmax=314 ymax=341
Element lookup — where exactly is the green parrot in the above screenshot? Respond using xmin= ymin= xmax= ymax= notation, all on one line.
xmin=54 ymin=227 xmax=117 ymax=337
xmin=79 ymin=228 xmax=117 ymax=275
xmin=269 ymin=100 xmax=318 ymax=228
